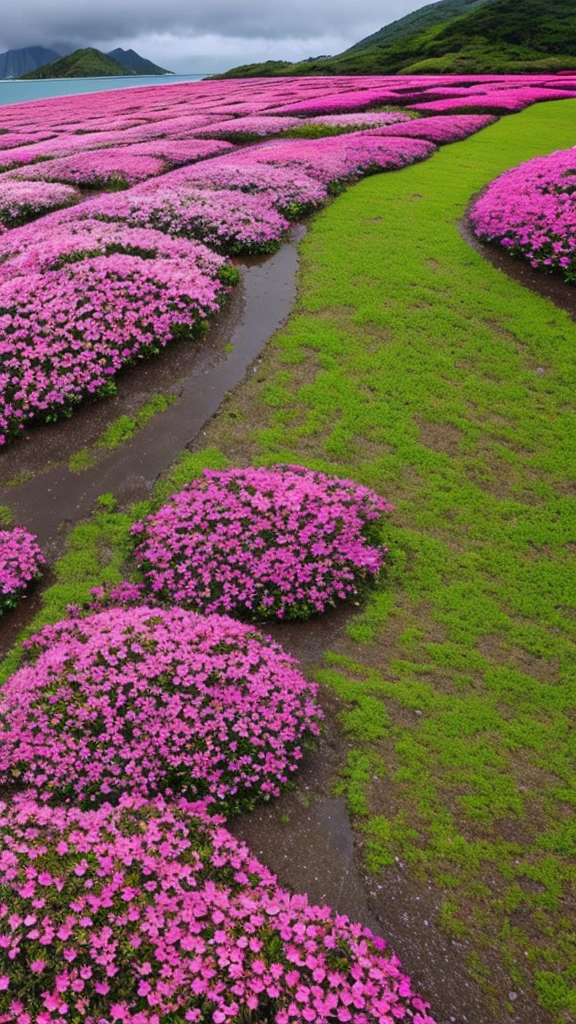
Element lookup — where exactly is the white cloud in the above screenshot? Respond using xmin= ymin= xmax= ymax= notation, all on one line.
xmin=0 ymin=0 xmax=426 ymax=73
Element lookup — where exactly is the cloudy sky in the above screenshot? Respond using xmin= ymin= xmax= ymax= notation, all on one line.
xmin=0 ymin=0 xmax=427 ymax=73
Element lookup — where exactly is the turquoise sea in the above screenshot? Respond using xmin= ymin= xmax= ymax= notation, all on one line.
xmin=0 ymin=74 xmax=208 ymax=107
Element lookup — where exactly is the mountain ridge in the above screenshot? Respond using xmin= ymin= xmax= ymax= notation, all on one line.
xmin=1 ymin=44 xmax=171 ymax=79
xmin=20 ymin=48 xmax=138 ymax=79
xmin=216 ymin=0 xmax=576 ymax=77
xmin=345 ymin=0 xmax=492 ymax=53
xmin=0 ymin=46 xmax=61 ymax=79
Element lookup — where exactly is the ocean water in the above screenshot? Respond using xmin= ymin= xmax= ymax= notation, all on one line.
xmin=0 ymin=74 xmax=208 ymax=107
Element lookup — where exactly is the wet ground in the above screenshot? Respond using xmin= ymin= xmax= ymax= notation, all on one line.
xmin=0 ymin=227 xmax=306 ymax=554
xmin=460 ymin=210 xmax=576 ymax=320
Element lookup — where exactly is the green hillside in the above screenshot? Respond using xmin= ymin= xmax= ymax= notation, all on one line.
xmin=217 ymin=0 xmax=576 ymax=77
xmin=345 ymin=0 xmax=490 ymax=53
xmin=107 ymin=48 xmax=172 ymax=75
xmin=20 ymin=47 xmax=137 ymax=79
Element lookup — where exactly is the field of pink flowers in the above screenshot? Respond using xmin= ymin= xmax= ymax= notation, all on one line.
xmin=0 ymin=71 xmax=575 ymax=448
xmin=1 ymin=71 xmax=576 ymax=1022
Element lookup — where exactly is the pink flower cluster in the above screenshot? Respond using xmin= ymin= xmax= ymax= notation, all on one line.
xmin=191 ymin=115 xmax=302 ymax=139
xmin=470 ymin=147 xmax=576 ymax=282
xmin=409 ymin=86 xmax=576 ymax=115
xmin=228 ymin=135 xmax=435 ymax=188
xmin=9 ymin=149 xmax=166 ymax=188
xmin=110 ymin=138 xmax=234 ymax=165
xmin=0 ymin=251 xmax=229 ymax=443
xmin=68 ymin=187 xmax=290 ymax=254
xmin=304 ymin=111 xmax=414 ymax=129
xmin=0 ymin=180 xmax=77 ymax=230
xmin=0 ymin=606 xmax=321 ymax=809
xmin=0 ymin=132 xmax=55 ymax=150
xmin=0 ymin=795 xmax=436 ymax=1024
xmin=363 ymin=113 xmax=496 ymax=144
xmin=268 ymin=88 xmax=414 ymax=116
xmin=132 ymin=465 xmax=393 ymax=620
xmin=160 ymin=159 xmax=328 ymax=216
xmin=0 ymin=527 xmax=45 ymax=614
xmin=0 ymin=220 xmax=227 ymax=283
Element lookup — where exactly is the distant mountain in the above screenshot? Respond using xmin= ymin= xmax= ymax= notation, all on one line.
xmin=0 ymin=45 xmax=61 ymax=78
xmin=20 ymin=47 xmax=137 ymax=79
xmin=106 ymin=48 xmax=172 ymax=75
xmin=345 ymin=0 xmax=491 ymax=53
xmin=217 ymin=0 xmax=576 ymax=77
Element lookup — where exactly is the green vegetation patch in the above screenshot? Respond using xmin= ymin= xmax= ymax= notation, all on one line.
xmin=217 ymin=0 xmax=576 ymax=76
xmin=69 ymin=393 xmax=177 ymax=473
xmin=196 ymin=100 xmax=576 ymax=1018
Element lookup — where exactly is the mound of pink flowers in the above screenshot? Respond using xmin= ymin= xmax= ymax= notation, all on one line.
xmin=0 ymin=220 xmax=231 ymax=283
xmin=229 ymin=135 xmax=436 ymax=188
xmin=68 ymin=186 xmax=290 ymax=254
xmin=470 ymin=147 xmax=576 ymax=283
xmin=191 ymin=115 xmax=302 ymax=139
xmin=0 ymin=795 xmax=436 ymax=1024
xmin=0 ymin=180 xmax=77 ymax=230
xmin=132 ymin=465 xmax=393 ymax=620
xmin=0 ymin=527 xmax=45 ymax=615
xmin=145 ymin=159 xmax=328 ymax=216
xmin=0 ymin=606 xmax=321 ymax=809
xmin=305 ymin=111 xmax=414 ymax=130
xmin=408 ymin=85 xmax=576 ymax=115
xmin=10 ymin=149 xmax=167 ymax=188
xmin=0 ymin=251 xmax=229 ymax=443
xmin=364 ymin=113 xmax=496 ymax=144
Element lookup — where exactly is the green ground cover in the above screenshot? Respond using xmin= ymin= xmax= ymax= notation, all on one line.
xmin=2 ymin=100 xmax=575 ymax=1018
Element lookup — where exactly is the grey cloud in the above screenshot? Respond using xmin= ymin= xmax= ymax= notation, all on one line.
xmin=0 ymin=0 xmax=422 ymax=50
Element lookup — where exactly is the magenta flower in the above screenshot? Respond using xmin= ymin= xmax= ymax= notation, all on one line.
xmin=133 ymin=465 xmax=393 ymax=620
xmin=0 ymin=795 xmax=437 ymax=1024
xmin=0 ymin=605 xmax=322 ymax=809
xmin=0 ymin=527 xmax=45 ymax=615
xmin=0 ymin=251 xmax=229 ymax=443
xmin=0 ymin=180 xmax=78 ymax=229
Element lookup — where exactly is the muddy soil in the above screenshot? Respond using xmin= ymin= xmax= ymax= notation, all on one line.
xmin=0 ymin=227 xmax=306 ymax=554
xmin=460 ymin=213 xmax=576 ymax=321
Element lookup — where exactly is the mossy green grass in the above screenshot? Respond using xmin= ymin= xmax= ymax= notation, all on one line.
xmin=2 ymin=100 xmax=575 ymax=1018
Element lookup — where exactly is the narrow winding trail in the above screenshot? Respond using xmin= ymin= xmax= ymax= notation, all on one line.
xmin=1 ymin=100 xmax=575 ymax=1024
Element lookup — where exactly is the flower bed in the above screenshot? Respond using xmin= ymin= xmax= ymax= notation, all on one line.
xmin=470 ymin=147 xmax=576 ymax=282
xmin=66 ymin=186 xmax=290 ymax=254
xmin=0 ymin=606 xmax=321 ymax=809
xmin=9 ymin=149 xmax=167 ymax=188
xmin=0 ymin=220 xmax=230 ymax=283
xmin=190 ymin=115 xmax=302 ymax=140
xmin=268 ymin=88 xmax=408 ymax=116
xmin=0 ymin=527 xmax=45 ymax=614
xmin=114 ymin=137 xmax=235 ymax=165
xmin=132 ymin=465 xmax=393 ymax=619
xmin=0 ymin=180 xmax=78 ymax=229
xmin=145 ymin=159 xmax=328 ymax=216
xmin=304 ymin=110 xmax=414 ymax=130
xmin=364 ymin=113 xmax=496 ymax=144
xmin=228 ymin=135 xmax=436 ymax=187
xmin=409 ymin=86 xmax=576 ymax=115
xmin=0 ymin=795 xmax=436 ymax=1024
xmin=0 ymin=132 xmax=55 ymax=149
xmin=0 ymin=252 xmax=228 ymax=442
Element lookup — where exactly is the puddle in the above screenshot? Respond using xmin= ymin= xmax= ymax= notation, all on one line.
xmin=0 ymin=226 xmax=306 ymax=548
